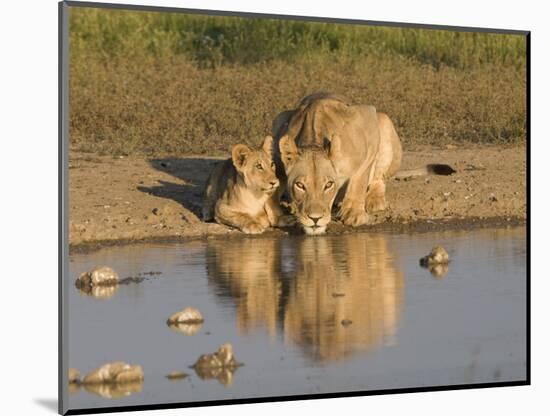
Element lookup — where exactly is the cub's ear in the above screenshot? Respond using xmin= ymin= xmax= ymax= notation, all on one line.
xmin=231 ymin=144 xmax=251 ymax=170
xmin=262 ymin=135 xmax=274 ymax=155
xmin=278 ymin=135 xmax=298 ymax=171
xmin=326 ymin=134 xmax=342 ymax=160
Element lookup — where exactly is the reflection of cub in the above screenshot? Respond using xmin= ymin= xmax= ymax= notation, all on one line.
xmin=205 ymin=238 xmax=282 ymax=336
xmin=283 ymin=234 xmax=403 ymax=361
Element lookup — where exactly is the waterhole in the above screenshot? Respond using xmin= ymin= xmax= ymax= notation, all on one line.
xmin=67 ymin=227 xmax=527 ymax=410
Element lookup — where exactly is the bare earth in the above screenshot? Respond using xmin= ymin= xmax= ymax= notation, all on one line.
xmin=69 ymin=145 xmax=526 ymax=250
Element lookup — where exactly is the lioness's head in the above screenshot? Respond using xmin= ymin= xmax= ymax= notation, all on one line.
xmin=279 ymin=135 xmax=339 ymax=235
xmin=232 ymin=136 xmax=279 ymax=195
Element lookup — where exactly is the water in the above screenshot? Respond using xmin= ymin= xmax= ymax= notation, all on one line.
xmin=66 ymin=227 xmax=527 ymax=411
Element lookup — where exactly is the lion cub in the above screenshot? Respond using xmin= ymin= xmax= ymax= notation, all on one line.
xmin=202 ymin=136 xmax=292 ymax=234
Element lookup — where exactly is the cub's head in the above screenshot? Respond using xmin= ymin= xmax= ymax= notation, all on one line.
xmin=232 ymin=136 xmax=279 ymax=195
xmin=279 ymin=134 xmax=339 ymax=235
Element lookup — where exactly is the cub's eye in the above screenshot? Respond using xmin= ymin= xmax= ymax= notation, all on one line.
xmin=324 ymin=181 xmax=334 ymax=190
xmin=255 ymin=163 xmax=263 ymax=170
xmin=270 ymin=161 xmax=275 ymax=169
xmin=294 ymin=182 xmax=305 ymax=191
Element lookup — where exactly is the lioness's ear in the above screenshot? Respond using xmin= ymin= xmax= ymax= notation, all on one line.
xmin=327 ymin=134 xmax=343 ymax=160
xmin=262 ymin=135 xmax=274 ymax=155
xmin=231 ymin=144 xmax=251 ymax=170
xmin=279 ymin=135 xmax=298 ymax=171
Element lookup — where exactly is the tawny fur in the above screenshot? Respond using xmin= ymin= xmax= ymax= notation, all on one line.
xmin=202 ymin=136 xmax=293 ymax=234
xmin=272 ymin=93 xmax=454 ymax=234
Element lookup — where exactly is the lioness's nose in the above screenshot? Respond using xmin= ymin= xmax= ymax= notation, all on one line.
xmin=308 ymin=214 xmax=323 ymax=225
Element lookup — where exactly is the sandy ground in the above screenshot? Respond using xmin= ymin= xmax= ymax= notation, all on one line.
xmin=68 ymin=145 xmax=526 ymax=250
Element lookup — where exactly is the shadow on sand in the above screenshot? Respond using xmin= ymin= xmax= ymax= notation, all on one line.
xmin=138 ymin=157 xmax=223 ymax=217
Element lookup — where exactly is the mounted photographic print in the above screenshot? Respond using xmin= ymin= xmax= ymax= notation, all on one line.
xmin=59 ymin=1 xmax=529 ymax=414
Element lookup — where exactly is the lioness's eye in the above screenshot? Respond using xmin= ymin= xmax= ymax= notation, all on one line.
xmin=255 ymin=163 xmax=263 ymax=170
xmin=324 ymin=181 xmax=334 ymax=190
xmin=270 ymin=161 xmax=275 ymax=169
xmin=294 ymin=182 xmax=305 ymax=191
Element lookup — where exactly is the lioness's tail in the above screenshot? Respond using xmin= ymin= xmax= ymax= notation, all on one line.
xmin=393 ymin=164 xmax=456 ymax=180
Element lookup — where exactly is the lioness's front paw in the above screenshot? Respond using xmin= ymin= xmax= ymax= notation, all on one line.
xmin=241 ymin=222 xmax=266 ymax=234
xmin=339 ymin=203 xmax=370 ymax=227
xmin=276 ymin=215 xmax=296 ymax=227
xmin=342 ymin=210 xmax=370 ymax=227
xmin=366 ymin=194 xmax=387 ymax=213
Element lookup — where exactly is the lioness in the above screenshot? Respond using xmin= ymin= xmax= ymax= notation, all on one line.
xmin=272 ymin=92 xmax=453 ymax=235
xmin=202 ymin=136 xmax=291 ymax=234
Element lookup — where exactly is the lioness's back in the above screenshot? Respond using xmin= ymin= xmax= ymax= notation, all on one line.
xmin=286 ymin=94 xmax=358 ymax=147
xmin=296 ymin=92 xmax=349 ymax=108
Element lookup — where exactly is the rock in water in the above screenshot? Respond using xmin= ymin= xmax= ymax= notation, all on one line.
xmin=420 ymin=246 xmax=450 ymax=266
xmin=167 ymin=307 xmax=204 ymax=335
xmin=68 ymin=382 xmax=80 ymax=395
xmin=428 ymin=263 xmax=449 ymax=279
xmin=68 ymin=368 xmax=80 ymax=384
xmin=76 ymin=266 xmax=119 ymax=288
xmin=82 ymin=361 xmax=144 ymax=385
xmin=167 ymin=321 xmax=203 ymax=336
xmin=77 ymin=284 xmax=119 ymax=299
xmin=194 ymin=366 xmax=236 ymax=387
xmin=193 ymin=343 xmax=241 ymax=370
xmin=165 ymin=371 xmax=188 ymax=380
xmin=167 ymin=307 xmax=204 ymax=325
xmin=83 ymin=381 xmax=143 ymax=399
xmin=192 ymin=343 xmax=242 ymax=387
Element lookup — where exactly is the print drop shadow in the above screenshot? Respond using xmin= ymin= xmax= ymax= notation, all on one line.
xmin=138 ymin=158 xmax=221 ymax=217
xmin=33 ymin=398 xmax=57 ymax=413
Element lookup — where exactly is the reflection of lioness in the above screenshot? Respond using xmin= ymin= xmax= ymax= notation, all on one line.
xmin=283 ymin=234 xmax=403 ymax=361
xmin=202 ymin=136 xmax=291 ymax=234
xmin=204 ymin=233 xmax=403 ymax=362
xmin=273 ymin=92 xmax=453 ymax=235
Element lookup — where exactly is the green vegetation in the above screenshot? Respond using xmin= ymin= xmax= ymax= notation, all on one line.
xmin=70 ymin=7 xmax=526 ymax=69
xmin=69 ymin=7 xmax=527 ymax=156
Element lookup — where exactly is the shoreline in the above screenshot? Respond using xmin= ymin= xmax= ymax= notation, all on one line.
xmin=68 ymin=144 xmax=526 ymax=254
xmin=69 ymin=216 xmax=526 ymax=254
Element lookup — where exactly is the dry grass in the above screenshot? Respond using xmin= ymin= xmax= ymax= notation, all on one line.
xmin=69 ymin=7 xmax=527 ymax=157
